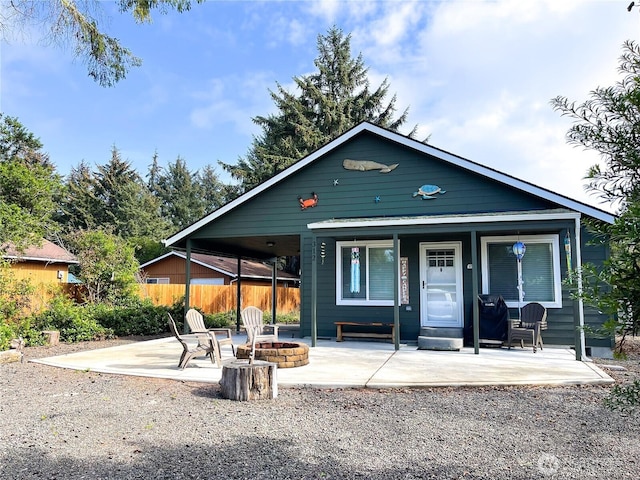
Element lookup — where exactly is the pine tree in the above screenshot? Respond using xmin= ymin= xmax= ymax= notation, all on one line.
xmin=0 ymin=114 xmax=62 ymax=251
xmin=220 ymin=26 xmax=417 ymax=192
xmin=2 ymin=1 xmax=204 ymax=87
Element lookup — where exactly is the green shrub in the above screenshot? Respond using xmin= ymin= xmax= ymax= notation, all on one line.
xmin=32 ymin=295 xmax=112 ymax=343
xmin=263 ymin=310 xmax=300 ymax=324
xmin=0 ymin=260 xmax=35 ymax=324
xmin=604 ymin=380 xmax=640 ymax=414
xmin=204 ymin=310 xmax=235 ymax=328
xmin=93 ymin=299 xmax=168 ymax=336
xmin=0 ymin=322 xmax=15 ymax=351
xmin=15 ymin=316 xmax=48 ymax=347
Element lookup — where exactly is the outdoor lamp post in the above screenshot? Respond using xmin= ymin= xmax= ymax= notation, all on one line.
xmin=513 ymin=241 xmax=526 ymax=320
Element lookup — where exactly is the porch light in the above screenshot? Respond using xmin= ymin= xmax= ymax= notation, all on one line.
xmin=266 ymin=241 xmax=275 ymax=247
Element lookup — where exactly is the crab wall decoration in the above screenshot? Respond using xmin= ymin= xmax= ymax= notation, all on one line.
xmin=298 ymin=192 xmax=318 ymax=210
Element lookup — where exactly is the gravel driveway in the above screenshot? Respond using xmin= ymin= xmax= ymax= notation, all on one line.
xmin=1 ymin=337 xmax=639 ymax=479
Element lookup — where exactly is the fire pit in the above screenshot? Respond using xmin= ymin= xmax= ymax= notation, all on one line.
xmin=236 ymin=341 xmax=309 ymax=368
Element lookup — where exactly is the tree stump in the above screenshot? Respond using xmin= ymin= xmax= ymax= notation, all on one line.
xmin=219 ymin=360 xmax=278 ymax=401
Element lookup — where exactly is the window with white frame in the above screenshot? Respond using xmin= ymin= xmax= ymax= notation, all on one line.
xmin=146 ymin=278 xmax=170 ymax=284
xmin=336 ymin=240 xmax=397 ymax=306
xmin=480 ymin=234 xmax=562 ymax=308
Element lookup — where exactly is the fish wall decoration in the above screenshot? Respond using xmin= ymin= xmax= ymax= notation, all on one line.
xmin=343 ymin=159 xmax=399 ymax=173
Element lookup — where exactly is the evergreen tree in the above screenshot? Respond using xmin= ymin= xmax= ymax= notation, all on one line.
xmin=0 ymin=114 xmax=62 ymax=251
xmin=1 ymin=1 xmax=204 ymax=87
xmin=220 ymin=26 xmax=417 ymax=192
xmin=58 ymin=146 xmax=168 ymax=263
xmin=148 ymin=156 xmax=230 ymax=232
xmin=551 ymin=40 xmax=640 ymax=352
xmin=200 ymin=164 xmax=230 ymax=213
xmin=58 ymin=161 xmax=100 ymax=232
xmin=151 ymin=156 xmax=205 ymax=231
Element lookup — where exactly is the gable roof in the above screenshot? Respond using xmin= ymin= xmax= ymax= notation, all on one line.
xmin=165 ymin=122 xmax=615 ymax=247
xmin=140 ymin=251 xmax=299 ymax=281
xmin=2 ymin=239 xmax=78 ymax=264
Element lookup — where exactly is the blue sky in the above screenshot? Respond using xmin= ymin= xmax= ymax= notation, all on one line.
xmin=2 ymin=1 xmax=639 ymax=213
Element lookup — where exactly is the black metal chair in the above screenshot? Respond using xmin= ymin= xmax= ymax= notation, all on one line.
xmin=507 ymin=302 xmax=547 ymax=353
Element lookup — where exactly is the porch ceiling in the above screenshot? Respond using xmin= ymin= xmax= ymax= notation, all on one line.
xmin=186 ymin=234 xmax=301 ymax=260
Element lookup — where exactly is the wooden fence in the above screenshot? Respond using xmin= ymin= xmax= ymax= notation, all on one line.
xmin=10 ymin=283 xmax=299 ymax=316
xmin=137 ymin=284 xmax=300 ymax=314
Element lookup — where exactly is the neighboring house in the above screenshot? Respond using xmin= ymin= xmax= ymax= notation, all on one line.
xmin=3 ymin=239 xmax=78 ymax=283
xmin=164 ymin=122 xmax=615 ymax=359
xmin=139 ymin=251 xmax=299 ymax=287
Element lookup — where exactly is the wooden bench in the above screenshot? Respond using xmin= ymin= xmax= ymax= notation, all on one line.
xmin=335 ymin=322 xmax=395 ymax=343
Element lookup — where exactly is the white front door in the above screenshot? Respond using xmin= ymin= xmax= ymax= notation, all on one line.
xmin=420 ymin=242 xmax=463 ymax=328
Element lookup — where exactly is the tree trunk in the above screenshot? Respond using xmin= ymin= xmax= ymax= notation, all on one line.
xmin=219 ymin=360 xmax=278 ymax=401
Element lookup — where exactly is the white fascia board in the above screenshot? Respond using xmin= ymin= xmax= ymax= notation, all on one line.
xmin=139 ymin=251 xmax=176 ymax=268
xmin=361 ymin=124 xmax=615 ymax=224
xmin=163 ymin=124 xmax=371 ymax=247
xmin=308 ymin=211 xmax=582 ymax=230
xmin=4 ymin=255 xmax=78 ymax=264
xmin=164 ymin=122 xmax=614 ymax=247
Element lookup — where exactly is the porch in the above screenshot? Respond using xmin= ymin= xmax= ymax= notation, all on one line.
xmin=31 ymin=334 xmax=613 ymax=388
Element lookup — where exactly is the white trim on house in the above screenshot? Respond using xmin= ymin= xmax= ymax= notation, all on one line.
xmin=3 ymin=255 xmax=79 ymax=264
xmin=308 ymin=209 xmax=582 ymax=230
xmin=164 ymin=123 xmax=614 ymax=247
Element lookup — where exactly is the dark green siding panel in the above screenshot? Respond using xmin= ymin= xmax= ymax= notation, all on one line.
xmin=193 ymin=132 xmax=557 ymax=239
xmin=190 ymin=130 xmax=612 ymax=349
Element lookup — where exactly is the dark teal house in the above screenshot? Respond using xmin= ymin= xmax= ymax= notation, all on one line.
xmin=164 ymin=122 xmax=615 ymax=360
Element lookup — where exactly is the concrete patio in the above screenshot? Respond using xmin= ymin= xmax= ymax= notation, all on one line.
xmin=31 ymin=334 xmax=614 ymax=388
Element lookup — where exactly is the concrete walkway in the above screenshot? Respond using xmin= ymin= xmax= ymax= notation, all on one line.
xmin=31 ymin=335 xmax=614 ymax=388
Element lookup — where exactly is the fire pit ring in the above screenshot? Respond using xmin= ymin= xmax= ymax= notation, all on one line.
xmin=236 ymin=341 xmax=309 ymax=368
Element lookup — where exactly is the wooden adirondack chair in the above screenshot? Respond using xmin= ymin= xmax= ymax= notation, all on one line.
xmin=167 ymin=313 xmax=217 ymax=369
xmin=507 ymin=302 xmax=548 ymax=353
xmin=240 ymin=306 xmax=278 ymax=344
xmin=185 ymin=308 xmax=236 ymax=365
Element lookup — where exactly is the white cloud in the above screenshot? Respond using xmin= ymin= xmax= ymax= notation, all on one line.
xmin=189 ymin=72 xmax=275 ymax=136
xmin=335 ymin=0 xmax=635 ymax=212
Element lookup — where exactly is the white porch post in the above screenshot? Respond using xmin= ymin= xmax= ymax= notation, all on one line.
xmin=311 ymin=235 xmax=318 ymax=347
xmin=575 ymin=216 xmax=587 ymax=360
xmin=393 ymin=234 xmax=400 ymax=351
xmin=471 ymin=230 xmax=479 ymax=354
